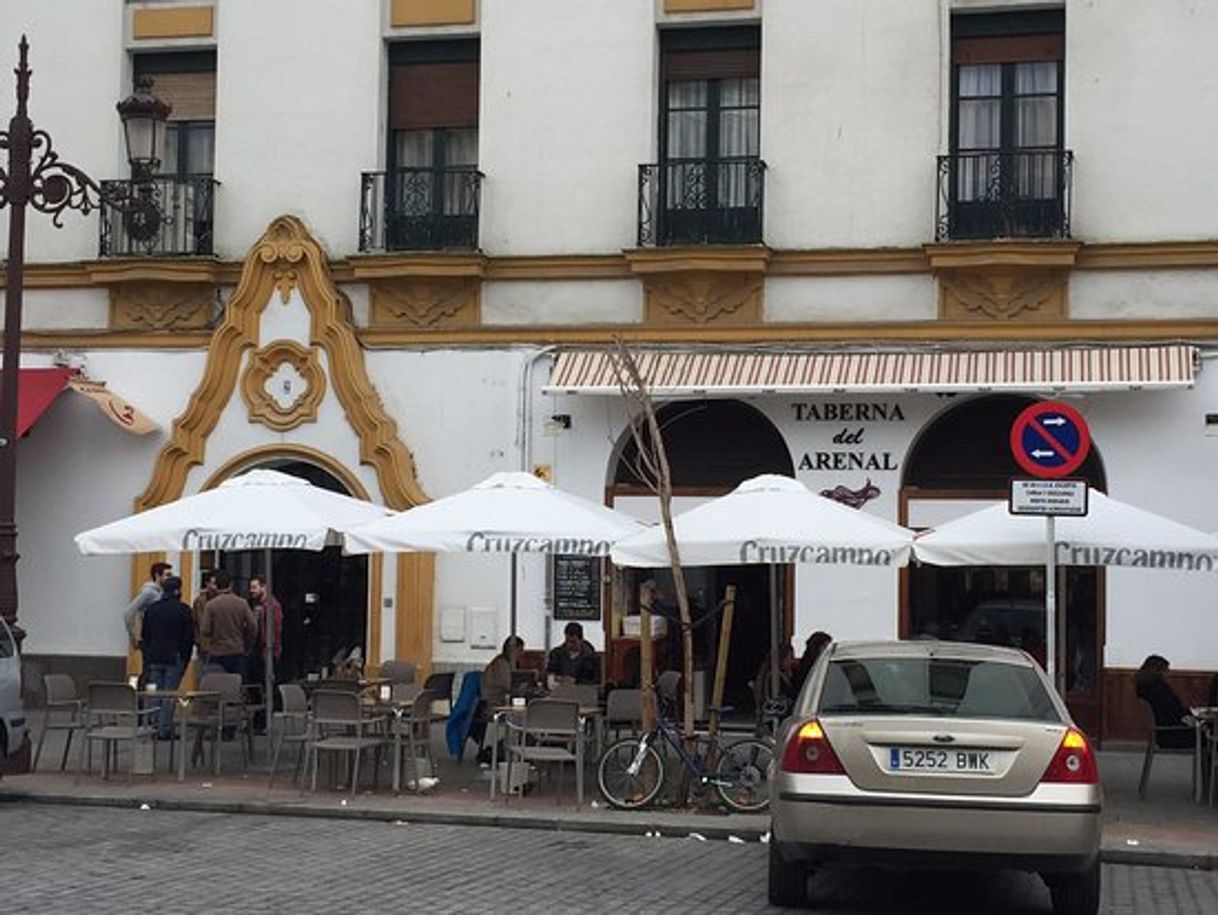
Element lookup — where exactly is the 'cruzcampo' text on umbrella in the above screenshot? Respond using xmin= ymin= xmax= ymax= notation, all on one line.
xmin=466 ymin=532 xmax=612 ymax=556
xmin=1056 ymin=542 xmax=1217 ymax=571
xmin=738 ymin=541 xmax=896 ymax=565
xmin=182 ymin=529 xmax=309 ymax=551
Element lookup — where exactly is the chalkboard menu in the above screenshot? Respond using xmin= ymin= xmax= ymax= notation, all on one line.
xmin=552 ymin=556 xmax=602 ymax=622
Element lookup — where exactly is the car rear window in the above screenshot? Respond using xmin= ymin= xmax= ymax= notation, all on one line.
xmin=819 ymin=657 xmax=1060 ymax=722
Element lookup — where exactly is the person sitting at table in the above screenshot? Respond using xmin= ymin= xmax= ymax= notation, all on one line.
xmin=483 ymin=636 xmax=524 ymax=710
xmin=139 ymin=575 xmax=194 ymax=740
xmin=547 ymin=622 xmax=599 ymax=685
xmin=1135 ymin=654 xmax=1195 ymax=749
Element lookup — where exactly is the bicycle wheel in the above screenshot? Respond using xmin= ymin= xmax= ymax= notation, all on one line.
xmin=714 ymin=736 xmax=774 ymax=813
xmin=598 ymin=736 xmax=665 ymax=810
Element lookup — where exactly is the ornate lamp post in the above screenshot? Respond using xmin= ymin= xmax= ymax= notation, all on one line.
xmin=0 ymin=37 xmax=169 ymax=644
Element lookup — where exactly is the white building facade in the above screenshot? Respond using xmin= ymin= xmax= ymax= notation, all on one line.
xmin=2 ymin=0 xmax=1216 ymax=738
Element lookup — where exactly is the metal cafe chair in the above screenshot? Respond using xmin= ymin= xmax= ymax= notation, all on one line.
xmin=268 ymin=683 xmax=312 ymax=788
xmin=76 ymin=681 xmax=158 ymax=782
xmin=1137 ymin=698 xmax=1197 ymax=799
xmin=34 ymin=673 xmax=86 ymax=772
xmin=504 ymin=698 xmax=584 ymax=806
xmin=391 ymin=688 xmax=437 ymax=794
xmin=307 ymin=689 xmax=388 ymax=799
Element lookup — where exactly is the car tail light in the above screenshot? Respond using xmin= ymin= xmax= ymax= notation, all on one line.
xmin=781 ymin=718 xmax=846 ymax=774
xmin=1040 ymin=727 xmax=1099 ymax=784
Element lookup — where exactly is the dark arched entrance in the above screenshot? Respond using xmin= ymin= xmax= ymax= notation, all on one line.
xmin=901 ymin=394 xmax=1107 ymax=734
xmin=608 ymin=400 xmax=794 ymax=718
xmin=210 ymin=458 xmax=370 ymax=685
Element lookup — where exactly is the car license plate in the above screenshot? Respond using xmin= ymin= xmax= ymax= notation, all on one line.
xmin=889 ymin=747 xmax=994 ymax=773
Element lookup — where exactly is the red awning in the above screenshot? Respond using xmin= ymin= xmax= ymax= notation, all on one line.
xmin=6 ymin=367 xmax=72 ymax=437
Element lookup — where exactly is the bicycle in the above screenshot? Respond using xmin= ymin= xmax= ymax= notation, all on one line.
xmin=596 ymin=699 xmax=774 ymax=813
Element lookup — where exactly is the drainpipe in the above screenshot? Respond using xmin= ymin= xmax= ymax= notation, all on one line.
xmin=517 ymin=345 xmax=558 ymax=654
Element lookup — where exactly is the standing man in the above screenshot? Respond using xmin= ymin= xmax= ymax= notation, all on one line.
xmin=123 ymin=561 xmax=173 ymax=653
xmin=191 ymin=569 xmax=218 ymax=678
xmin=201 ymin=570 xmax=256 ymax=681
xmin=139 ymin=576 xmax=194 ymax=740
xmin=248 ymin=573 xmax=283 ymax=727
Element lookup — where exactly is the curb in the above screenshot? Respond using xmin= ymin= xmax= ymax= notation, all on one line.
xmin=0 ymin=787 xmax=768 ymax=843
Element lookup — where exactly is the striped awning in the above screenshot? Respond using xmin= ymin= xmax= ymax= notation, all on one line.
xmin=544 ymin=345 xmax=1199 ymax=396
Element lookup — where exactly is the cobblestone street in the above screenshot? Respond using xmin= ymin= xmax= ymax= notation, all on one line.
xmin=2 ymin=803 xmax=1218 ymax=913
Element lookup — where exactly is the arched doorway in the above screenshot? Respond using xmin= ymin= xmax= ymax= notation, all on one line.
xmin=608 ymin=399 xmax=794 ymax=718
xmin=202 ymin=457 xmax=370 ymax=685
xmin=900 ymin=394 xmax=1107 ymax=734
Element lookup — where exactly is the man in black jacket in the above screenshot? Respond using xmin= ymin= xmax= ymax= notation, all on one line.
xmin=546 ymin=622 xmax=599 ymax=685
xmin=140 ymin=576 xmax=195 ymax=739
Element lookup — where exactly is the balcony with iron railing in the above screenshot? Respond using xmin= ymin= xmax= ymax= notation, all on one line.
xmin=936 ymin=149 xmax=1073 ymax=242
xmin=99 ymin=174 xmax=218 ymax=257
xmin=360 ymin=166 xmax=483 ymax=252
xmin=638 ymin=157 xmax=766 ymax=247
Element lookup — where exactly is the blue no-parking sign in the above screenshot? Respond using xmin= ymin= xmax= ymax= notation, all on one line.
xmin=1009 ymin=401 xmax=1092 ymax=479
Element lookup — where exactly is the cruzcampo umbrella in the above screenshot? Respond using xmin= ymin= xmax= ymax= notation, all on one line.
xmin=75 ymin=468 xmax=395 ymax=746
xmin=343 ymin=471 xmax=646 ymax=639
xmin=610 ymin=474 xmax=916 ymax=698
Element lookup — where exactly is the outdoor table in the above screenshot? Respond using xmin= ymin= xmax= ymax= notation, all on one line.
xmin=359 ymin=695 xmax=424 ymax=795
xmin=1190 ymin=706 xmax=1218 ymax=803
xmin=488 ymin=703 xmax=601 ymax=800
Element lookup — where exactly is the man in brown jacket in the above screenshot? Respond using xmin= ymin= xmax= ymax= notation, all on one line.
xmin=201 ymin=569 xmax=256 ymax=681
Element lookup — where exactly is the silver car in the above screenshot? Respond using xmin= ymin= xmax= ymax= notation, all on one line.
xmin=770 ymin=640 xmax=1101 ymax=914
xmin=0 ymin=616 xmax=26 ymax=768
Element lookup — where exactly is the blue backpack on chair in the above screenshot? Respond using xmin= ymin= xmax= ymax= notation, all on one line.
xmin=446 ymin=670 xmax=482 ymax=761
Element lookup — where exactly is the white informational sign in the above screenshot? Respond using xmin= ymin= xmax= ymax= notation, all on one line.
xmin=1008 ymin=479 xmax=1089 ymax=517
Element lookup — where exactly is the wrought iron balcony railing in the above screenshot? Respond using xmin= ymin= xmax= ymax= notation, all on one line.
xmin=99 ymin=174 xmax=218 ymax=257
xmin=936 ymin=149 xmax=1073 ymax=242
xmin=360 ymin=167 xmax=483 ymax=252
xmin=638 ymin=157 xmax=766 ymax=247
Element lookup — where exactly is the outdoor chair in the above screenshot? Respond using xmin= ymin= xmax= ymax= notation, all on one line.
xmin=268 ymin=683 xmax=311 ymax=788
xmin=549 ymin=683 xmax=599 ymax=708
xmin=378 ymin=660 xmax=417 ymax=685
xmin=423 ymin=671 xmax=456 ymax=717
xmin=77 ymin=681 xmax=158 ymax=782
xmin=307 ymin=688 xmax=388 ymax=799
xmin=504 ymin=698 xmax=583 ymax=806
xmin=199 ymin=671 xmax=256 ymax=767
xmin=391 ymin=681 xmax=423 ymax=703
xmin=1137 ymin=697 xmax=1197 ymax=799
xmin=605 ymin=688 xmax=644 ymax=742
xmin=34 ymin=673 xmax=86 ymax=772
xmin=316 ymin=678 xmax=361 ymax=693
xmin=392 ymin=688 xmax=437 ymax=794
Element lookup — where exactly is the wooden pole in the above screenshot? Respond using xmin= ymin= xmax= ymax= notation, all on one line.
xmin=640 ymin=599 xmax=655 ymax=731
xmin=706 ymin=585 xmax=737 ymax=749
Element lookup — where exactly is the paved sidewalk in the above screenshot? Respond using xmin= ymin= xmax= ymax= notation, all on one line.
xmin=5 ymin=719 xmax=1217 ymax=869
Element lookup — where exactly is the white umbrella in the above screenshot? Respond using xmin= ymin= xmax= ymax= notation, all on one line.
xmin=912 ymin=489 xmax=1218 ymax=570
xmin=76 ymin=468 xmax=395 ymax=743
xmin=610 ymin=474 xmax=916 ymax=699
xmin=343 ymin=471 xmax=646 ymax=638
xmin=610 ymin=474 xmax=914 ymax=569
xmin=913 ymin=488 xmax=1218 ymax=691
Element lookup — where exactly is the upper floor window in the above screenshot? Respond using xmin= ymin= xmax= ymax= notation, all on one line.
xmin=100 ymin=51 xmax=218 ymax=257
xmin=364 ymin=40 xmax=481 ymax=252
xmin=639 ymin=27 xmax=764 ymax=246
xmin=938 ymin=11 xmax=1070 ymax=240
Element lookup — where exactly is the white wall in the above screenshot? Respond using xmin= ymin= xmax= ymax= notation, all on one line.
xmin=479 ymin=0 xmax=655 ymax=255
xmin=1068 ymin=0 xmax=1218 ymax=242
xmin=1070 ymin=271 xmax=1218 ymax=321
xmin=0 ymin=1 xmax=126 ymax=262
xmin=213 ymin=0 xmax=381 ymax=258
xmin=763 ymin=0 xmax=942 ymax=249
xmin=765 ymin=275 xmax=937 ymax=323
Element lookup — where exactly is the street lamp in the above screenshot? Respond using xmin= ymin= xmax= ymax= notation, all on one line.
xmin=0 ymin=36 xmax=170 ymax=644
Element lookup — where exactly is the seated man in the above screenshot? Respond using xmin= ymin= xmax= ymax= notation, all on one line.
xmin=547 ymin=622 xmax=599 ymax=685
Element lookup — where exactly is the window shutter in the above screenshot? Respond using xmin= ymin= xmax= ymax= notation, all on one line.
xmin=953 ymin=34 xmax=1064 ymax=65
xmin=389 ymin=61 xmax=479 ymax=130
xmin=662 ymin=48 xmax=760 ymax=81
xmin=142 ymin=70 xmax=216 ymax=122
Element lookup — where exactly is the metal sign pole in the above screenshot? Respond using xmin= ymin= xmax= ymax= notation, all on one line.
xmin=264 ymin=548 xmax=274 ymax=746
xmin=1045 ymin=515 xmax=1057 ymax=692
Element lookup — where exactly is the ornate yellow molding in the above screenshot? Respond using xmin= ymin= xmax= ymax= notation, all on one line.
xmin=87 ymin=258 xmax=225 ymax=286
xmin=370 ymin=277 xmax=481 ymax=329
xmin=625 ymin=246 xmax=771 ymax=275
xmin=240 ymin=340 xmax=327 ymax=432
xmin=348 ymin=252 xmax=486 ymax=281
xmin=924 ymin=240 xmax=1081 ymax=271
xmin=939 ymin=268 xmax=1068 ymax=322
xmin=769 ymin=249 xmax=928 ymax=275
xmin=390 ymin=0 xmax=476 ymax=28
xmin=665 ymin=0 xmax=755 ymax=12
xmin=132 ymin=5 xmax=214 ymax=40
xmin=136 ymin=214 xmax=428 ymax=513
xmin=646 ymin=272 xmax=763 ymax=325
xmin=109 ymin=281 xmax=214 ymax=331
xmin=357 ymin=318 xmax=1218 ymax=346
xmin=20 ymin=331 xmax=211 ymax=350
